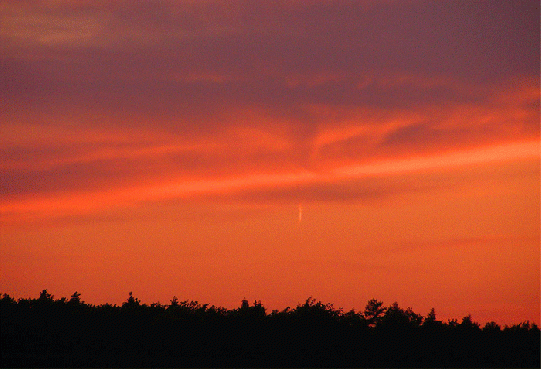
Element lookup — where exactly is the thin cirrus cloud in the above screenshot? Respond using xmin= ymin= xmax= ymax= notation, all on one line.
xmin=0 ymin=0 xmax=539 ymax=221
xmin=1 ymin=138 xmax=538 ymax=225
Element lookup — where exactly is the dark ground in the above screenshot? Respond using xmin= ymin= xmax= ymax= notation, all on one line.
xmin=2 ymin=292 xmax=539 ymax=367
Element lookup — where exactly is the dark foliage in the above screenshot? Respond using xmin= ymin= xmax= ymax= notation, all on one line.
xmin=1 ymin=291 xmax=539 ymax=367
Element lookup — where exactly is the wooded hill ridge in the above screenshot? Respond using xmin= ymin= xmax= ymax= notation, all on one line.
xmin=1 ymin=290 xmax=539 ymax=367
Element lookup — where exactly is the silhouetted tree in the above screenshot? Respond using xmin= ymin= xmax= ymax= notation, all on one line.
xmin=483 ymin=321 xmax=501 ymax=332
xmin=460 ymin=314 xmax=480 ymax=331
xmin=380 ymin=301 xmax=423 ymax=330
xmin=364 ymin=298 xmax=386 ymax=327
xmin=122 ymin=291 xmax=141 ymax=310
xmin=424 ymin=307 xmax=436 ymax=323
xmin=38 ymin=289 xmax=54 ymax=304
xmin=68 ymin=291 xmax=82 ymax=306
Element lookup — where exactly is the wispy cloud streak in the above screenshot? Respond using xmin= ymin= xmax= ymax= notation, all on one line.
xmin=2 ymin=139 xmax=537 ymax=224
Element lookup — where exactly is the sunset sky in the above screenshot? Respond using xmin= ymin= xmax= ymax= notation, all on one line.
xmin=1 ymin=0 xmax=539 ymax=326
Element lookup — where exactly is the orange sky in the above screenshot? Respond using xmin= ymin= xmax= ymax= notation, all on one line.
xmin=1 ymin=0 xmax=539 ymax=326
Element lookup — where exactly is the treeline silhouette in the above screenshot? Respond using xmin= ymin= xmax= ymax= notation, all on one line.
xmin=1 ymin=290 xmax=539 ymax=367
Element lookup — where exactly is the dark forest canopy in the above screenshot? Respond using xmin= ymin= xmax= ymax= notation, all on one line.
xmin=2 ymin=290 xmax=539 ymax=368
